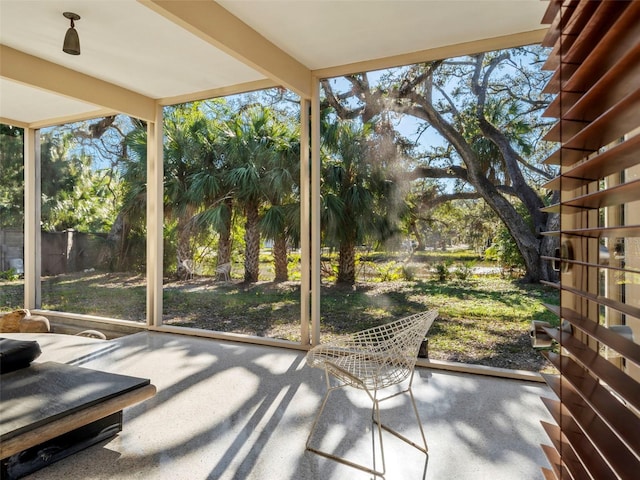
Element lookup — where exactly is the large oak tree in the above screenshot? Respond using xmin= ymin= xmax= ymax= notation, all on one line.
xmin=321 ymin=47 xmax=558 ymax=282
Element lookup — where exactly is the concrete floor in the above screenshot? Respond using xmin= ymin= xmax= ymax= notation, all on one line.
xmin=15 ymin=331 xmax=554 ymax=480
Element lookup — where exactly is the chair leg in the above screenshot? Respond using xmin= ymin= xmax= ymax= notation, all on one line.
xmin=306 ymin=379 xmax=386 ymax=477
xmin=374 ymin=373 xmax=428 ymax=454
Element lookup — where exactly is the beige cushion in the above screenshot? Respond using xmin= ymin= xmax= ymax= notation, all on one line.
xmin=0 ymin=309 xmax=30 ymax=333
xmin=20 ymin=315 xmax=51 ymax=333
xmin=0 ymin=309 xmax=51 ymax=333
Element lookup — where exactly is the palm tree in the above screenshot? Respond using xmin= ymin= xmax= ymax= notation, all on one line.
xmin=162 ymin=104 xmax=215 ymax=279
xmin=221 ymin=106 xmax=279 ymax=283
xmin=259 ymin=121 xmax=300 ymax=282
xmin=121 ymin=104 xmax=212 ymax=279
xmin=188 ymin=101 xmax=235 ymax=280
xmin=321 ymin=119 xmax=398 ymax=285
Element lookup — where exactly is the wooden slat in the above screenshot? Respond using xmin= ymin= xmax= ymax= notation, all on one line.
xmin=559 ymin=306 xmax=640 ymax=363
xmin=541 ymin=467 xmax=557 ymax=480
xmin=540 ymin=280 xmax=560 ymax=290
xmin=544 ymin=328 xmax=640 ymax=411
xmin=539 ymin=2 xmax=640 ymax=479
xmin=541 ymin=176 xmax=560 ymax=191
xmin=542 ymin=146 xmax=586 ymax=167
xmin=561 ymin=134 xmax=640 ymax=180
xmin=540 ymin=255 xmax=560 ymax=265
xmin=564 ymin=44 xmax=640 ymax=122
xmin=542 ymin=42 xmax=560 ymax=72
xmin=543 ymin=91 xmax=582 ymax=119
xmin=561 ymin=1 xmax=640 ymax=94
xmin=543 ymin=303 xmax=560 ymax=317
xmin=540 ymin=371 xmax=640 ymax=479
xmin=543 ymin=257 xmax=640 ymax=276
xmin=559 ymin=225 xmax=640 ymax=239
xmin=562 ymin=88 xmax=640 ymax=152
xmin=541 ymin=0 xmax=563 ymax=26
xmin=561 ymin=1 xmax=631 ymax=65
xmin=541 ymin=443 xmax=573 ymax=480
xmin=541 ymin=422 xmax=588 ymax=480
xmin=560 ymin=284 xmax=640 ymax=328
xmin=541 ymin=0 xmax=579 ymax=48
xmin=543 ymin=135 xmax=640 ymax=188
xmin=541 ymin=421 xmax=600 ymax=480
xmin=542 ymin=63 xmax=580 ymax=95
xmin=541 ymin=397 xmax=621 ymax=480
xmin=563 ymin=179 xmax=640 ymax=209
xmin=544 ymin=118 xmax=588 ymax=143
xmin=545 ymin=43 xmax=640 ymax=143
xmin=541 ymin=203 xmax=560 ymax=214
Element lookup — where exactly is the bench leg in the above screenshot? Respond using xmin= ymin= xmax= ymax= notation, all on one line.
xmin=1 ymin=411 xmax=123 ymax=480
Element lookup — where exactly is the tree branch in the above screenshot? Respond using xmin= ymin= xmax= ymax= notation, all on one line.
xmin=416 ymin=191 xmax=481 ymax=209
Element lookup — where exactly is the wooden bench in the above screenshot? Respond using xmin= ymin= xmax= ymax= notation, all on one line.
xmin=1 ymin=361 xmax=156 ymax=479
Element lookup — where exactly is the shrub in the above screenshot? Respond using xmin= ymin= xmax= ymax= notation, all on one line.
xmin=373 ymin=262 xmax=403 ymax=282
xmin=402 ymin=265 xmax=417 ymax=281
xmin=434 ymin=262 xmax=450 ymax=282
xmin=454 ymin=261 xmax=475 ymax=281
xmin=0 ymin=268 xmax=19 ymax=281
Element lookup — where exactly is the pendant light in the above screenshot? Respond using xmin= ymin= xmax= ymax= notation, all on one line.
xmin=63 ymin=12 xmax=81 ymax=55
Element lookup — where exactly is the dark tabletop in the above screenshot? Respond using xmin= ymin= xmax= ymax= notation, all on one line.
xmin=0 ymin=361 xmax=150 ymax=441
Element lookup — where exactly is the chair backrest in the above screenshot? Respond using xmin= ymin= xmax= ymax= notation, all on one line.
xmin=376 ymin=310 xmax=438 ymax=365
xmin=350 ymin=310 xmax=436 ymax=365
xmin=306 ymin=310 xmax=438 ymax=390
xmin=352 ymin=310 xmax=438 ymax=389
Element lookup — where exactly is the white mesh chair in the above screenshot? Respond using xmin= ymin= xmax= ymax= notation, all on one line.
xmin=305 ymin=310 xmax=438 ymax=477
xmin=215 ymin=262 xmax=231 ymax=281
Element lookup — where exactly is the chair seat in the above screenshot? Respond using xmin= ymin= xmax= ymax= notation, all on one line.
xmin=307 ymin=346 xmax=411 ymax=390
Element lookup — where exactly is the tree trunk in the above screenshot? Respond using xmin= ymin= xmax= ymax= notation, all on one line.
xmin=98 ymin=211 xmax=125 ymax=271
xmin=467 ymin=163 xmax=544 ymax=282
xmin=176 ymin=214 xmax=194 ymax=280
xmin=244 ymin=202 xmax=260 ymax=283
xmin=392 ymin=94 xmax=550 ymax=282
xmin=273 ymin=234 xmax=288 ymax=282
xmin=216 ymin=198 xmax=233 ymax=281
xmin=410 ymin=221 xmax=425 ymax=251
xmin=337 ymin=238 xmax=356 ymax=285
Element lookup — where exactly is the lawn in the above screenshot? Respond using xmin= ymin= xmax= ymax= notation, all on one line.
xmin=0 ymin=261 xmax=559 ymax=372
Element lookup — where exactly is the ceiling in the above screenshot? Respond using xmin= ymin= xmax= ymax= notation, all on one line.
xmin=0 ymin=0 xmax=549 ymax=128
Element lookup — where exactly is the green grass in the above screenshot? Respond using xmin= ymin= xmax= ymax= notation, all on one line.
xmin=0 ymin=255 xmax=559 ymax=372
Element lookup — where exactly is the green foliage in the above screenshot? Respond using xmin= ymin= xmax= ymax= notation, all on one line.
xmin=39 ymin=130 xmax=119 ymax=232
xmin=0 ymin=269 xmax=19 ymax=281
xmin=0 ymin=125 xmax=24 ymax=228
xmin=454 ymin=261 xmax=476 ymax=281
xmin=372 ymin=261 xmax=403 ymax=282
xmin=401 ymin=265 xmax=417 ymax=281
xmin=287 ymin=254 xmax=301 ymax=281
xmin=485 ymin=202 xmax=529 ymax=269
xmin=434 ymin=262 xmax=451 ymax=282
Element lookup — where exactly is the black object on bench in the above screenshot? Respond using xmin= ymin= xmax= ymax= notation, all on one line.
xmin=0 ymin=337 xmax=42 ymax=374
xmin=1 ymin=361 xmax=155 ymax=479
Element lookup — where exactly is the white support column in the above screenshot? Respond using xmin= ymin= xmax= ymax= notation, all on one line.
xmin=311 ymin=78 xmax=321 ymax=345
xmin=300 ymin=99 xmax=311 ymax=345
xmin=23 ymin=127 xmax=41 ymax=309
xmin=147 ymin=105 xmax=164 ymax=327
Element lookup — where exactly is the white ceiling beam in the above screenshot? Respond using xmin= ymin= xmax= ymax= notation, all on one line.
xmin=140 ymin=0 xmax=312 ymax=99
xmin=313 ymin=29 xmax=548 ymax=79
xmin=0 ymin=117 xmax=29 ymax=129
xmin=159 ymin=79 xmax=279 ymax=106
xmin=0 ymin=45 xmax=156 ymax=122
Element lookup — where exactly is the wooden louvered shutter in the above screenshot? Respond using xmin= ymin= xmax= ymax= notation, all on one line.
xmin=538 ymin=1 xmax=640 ymax=479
